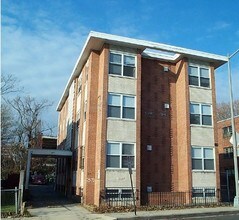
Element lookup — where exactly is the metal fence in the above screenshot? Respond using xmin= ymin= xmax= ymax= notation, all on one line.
xmin=1 ymin=187 xmax=22 ymax=214
xmin=101 ymin=189 xmax=232 ymax=207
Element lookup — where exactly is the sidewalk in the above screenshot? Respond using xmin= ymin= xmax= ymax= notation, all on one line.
xmin=104 ymin=206 xmax=239 ymax=219
xmin=2 ymin=205 xmax=239 ymax=220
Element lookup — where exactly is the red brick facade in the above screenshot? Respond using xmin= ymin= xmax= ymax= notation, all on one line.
xmin=56 ymin=32 xmax=227 ymax=206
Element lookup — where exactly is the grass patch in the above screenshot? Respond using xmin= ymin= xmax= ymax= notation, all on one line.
xmin=1 ymin=204 xmax=15 ymax=213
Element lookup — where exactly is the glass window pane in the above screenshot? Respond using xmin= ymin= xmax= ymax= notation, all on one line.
xmin=204 ymin=159 xmax=214 ymax=170
xmin=193 ymin=188 xmax=203 ymax=197
xmin=108 ymin=94 xmax=120 ymax=106
xmin=190 ymin=104 xmax=200 ymax=114
xmin=200 ymin=68 xmax=209 ymax=78
xmin=190 ymin=114 xmax=200 ymax=125
xmin=123 ymin=107 xmax=135 ymax=119
xmin=122 ymin=156 xmax=134 ymax=168
xmin=107 ymin=155 xmax=120 ymax=168
xmin=107 ymin=143 xmax=120 ymax=154
xmin=110 ymin=53 xmax=121 ymax=63
xmin=121 ymin=189 xmax=132 ymax=198
xmin=189 ymin=66 xmax=198 ymax=76
xmin=123 ymin=66 xmax=135 ymax=77
xmin=122 ymin=144 xmax=134 ymax=155
xmin=200 ymin=77 xmax=210 ymax=88
xmin=123 ymin=96 xmax=135 ymax=107
xmin=202 ymin=115 xmax=212 ymax=125
xmin=192 ymin=159 xmax=202 ymax=170
xmin=204 ymin=148 xmax=213 ymax=158
xmin=189 ymin=76 xmax=199 ymax=86
xmin=108 ymin=106 xmax=121 ymax=118
xmin=205 ymin=188 xmax=215 ymax=197
xmin=192 ymin=148 xmax=202 ymax=157
xmin=202 ymin=105 xmax=211 ymax=115
xmin=109 ymin=64 xmax=121 ymax=75
xmin=124 ymin=55 xmax=135 ymax=66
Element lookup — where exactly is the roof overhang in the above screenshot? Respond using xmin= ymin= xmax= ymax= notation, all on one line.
xmin=28 ymin=149 xmax=72 ymax=158
xmin=56 ymin=31 xmax=228 ymax=111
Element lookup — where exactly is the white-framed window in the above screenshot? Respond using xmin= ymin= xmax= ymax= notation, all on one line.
xmin=192 ymin=187 xmax=216 ymax=198
xmin=106 ymin=142 xmax=135 ymax=169
xmin=106 ymin=188 xmax=133 ymax=199
xmin=108 ymin=93 xmax=135 ymax=119
xmin=223 ymin=126 xmax=232 ymax=138
xmin=109 ymin=52 xmax=136 ymax=77
xmin=189 ymin=65 xmax=210 ymax=88
xmin=191 ymin=147 xmax=214 ymax=171
xmin=190 ymin=103 xmax=212 ymax=126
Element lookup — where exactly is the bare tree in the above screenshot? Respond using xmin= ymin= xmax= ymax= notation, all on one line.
xmin=10 ymin=96 xmax=53 ymax=148
xmin=216 ymin=99 xmax=239 ymax=121
xmin=1 ymin=73 xmax=21 ymax=97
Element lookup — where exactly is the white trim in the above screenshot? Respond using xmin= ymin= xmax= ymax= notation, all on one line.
xmin=191 ymin=146 xmax=215 ymax=172
xmin=108 ymin=92 xmax=136 ymax=120
xmin=57 ymin=31 xmax=228 ymax=111
xmin=190 ymin=102 xmax=213 ymax=127
xmin=106 ymin=141 xmax=136 ymax=169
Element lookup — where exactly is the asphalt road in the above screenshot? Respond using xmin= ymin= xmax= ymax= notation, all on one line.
xmin=169 ymin=213 xmax=239 ymax=220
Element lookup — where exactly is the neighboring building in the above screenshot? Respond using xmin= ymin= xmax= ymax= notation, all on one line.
xmin=56 ymin=31 xmax=227 ymax=206
xmin=217 ymin=116 xmax=239 ymax=202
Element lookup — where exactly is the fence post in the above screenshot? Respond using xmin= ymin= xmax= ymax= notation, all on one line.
xmin=15 ymin=187 xmax=18 ymax=214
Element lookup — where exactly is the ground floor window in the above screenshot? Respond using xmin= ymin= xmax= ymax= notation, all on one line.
xmin=192 ymin=187 xmax=216 ymax=197
xmin=106 ymin=188 xmax=133 ymax=199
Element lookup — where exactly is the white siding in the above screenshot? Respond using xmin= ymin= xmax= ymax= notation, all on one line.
xmin=108 ymin=76 xmax=136 ymax=95
xmin=189 ymin=87 xmax=212 ymax=104
xmin=107 ymin=120 xmax=136 ymax=142
xmin=191 ymin=127 xmax=214 ymax=146
xmin=105 ymin=170 xmax=136 ymax=188
xmin=192 ymin=172 xmax=216 ymax=188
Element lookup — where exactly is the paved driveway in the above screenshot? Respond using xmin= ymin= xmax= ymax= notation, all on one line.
xmin=26 ymin=184 xmax=114 ymax=220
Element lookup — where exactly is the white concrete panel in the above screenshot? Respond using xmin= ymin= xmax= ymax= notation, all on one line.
xmin=107 ymin=120 xmax=136 ymax=142
xmin=191 ymin=127 xmax=214 ymax=146
xmin=192 ymin=172 xmax=216 ymax=188
xmin=189 ymin=87 xmax=212 ymax=104
xmin=108 ymin=76 xmax=136 ymax=95
xmin=106 ymin=170 xmax=136 ymax=188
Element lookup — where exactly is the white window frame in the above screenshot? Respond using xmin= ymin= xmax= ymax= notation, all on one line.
xmin=106 ymin=142 xmax=135 ymax=169
xmin=191 ymin=146 xmax=215 ymax=171
xmin=190 ymin=102 xmax=213 ymax=126
xmin=108 ymin=93 xmax=136 ymax=120
xmin=109 ymin=51 xmax=136 ymax=78
xmin=192 ymin=187 xmax=216 ymax=198
xmin=188 ymin=65 xmax=211 ymax=88
xmin=106 ymin=188 xmax=135 ymax=200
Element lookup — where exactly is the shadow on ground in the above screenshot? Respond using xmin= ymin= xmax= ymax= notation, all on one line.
xmin=27 ymin=184 xmax=75 ymax=208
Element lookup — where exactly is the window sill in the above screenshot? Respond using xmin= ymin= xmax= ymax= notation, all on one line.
xmin=189 ymin=85 xmax=211 ymax=90
xmin=190 ymin=124 xmax=213 ymax=128
xmin=192 ymin=170 xmax=215 ymax=173
xmin=109 ymin=74 xmax=137 ymax=80
xmin=106 ymin=168 xmax=136 ymax=171
xmin=107 ymin=117 xmax=136 ymax=122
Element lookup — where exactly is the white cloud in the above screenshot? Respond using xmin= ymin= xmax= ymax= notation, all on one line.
xmin=2 ymin=13 xmax=89 ymax=134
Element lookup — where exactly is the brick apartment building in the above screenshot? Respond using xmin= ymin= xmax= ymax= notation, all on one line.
xmin=217 ymin=116 xmax=239 ymax=202
xmin=56 ymin=31 xmax=228 ymax=206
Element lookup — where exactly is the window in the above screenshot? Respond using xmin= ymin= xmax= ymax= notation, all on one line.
xmin=109 ymin=52 xmax=136 ymax=77
xmin=192 ymin=147 xmax=214 ymax=171
xmin=223 ymin=126 xmax=232 ymax=138
xmin=223 ymin=147 xmax=233 ymax=159
xmin=189 ymin=66 xmax=210 ymax=88
xmin=106 ymin=142 xmax=135 ymax=168
xmin=190 ymin=103 xmax=212 ymax=126
xmin=192 ymin=188 xmax=215 ymax=197
xmin=108 ymin=93 xmax=135 ymax=119
xmin=106 ymin=188 xmax=133 ymax=199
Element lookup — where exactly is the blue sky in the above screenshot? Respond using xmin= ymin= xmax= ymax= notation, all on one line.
xmin=2 ymin=0 xmax=239 ymax=135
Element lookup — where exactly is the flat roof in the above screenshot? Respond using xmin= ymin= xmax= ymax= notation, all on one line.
xmin=57 ymin=31 xmax=228 ymax=111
